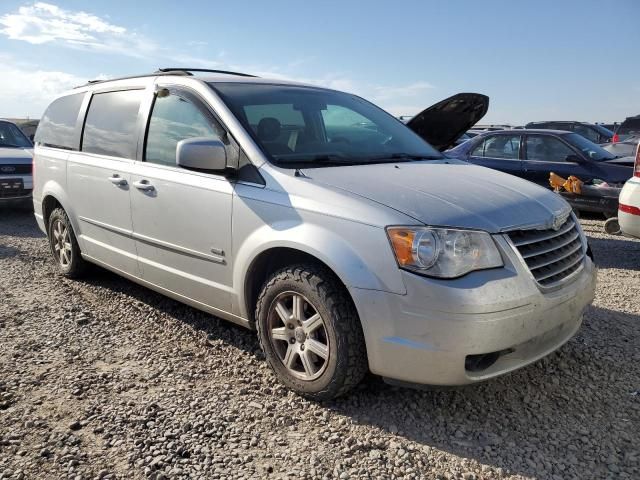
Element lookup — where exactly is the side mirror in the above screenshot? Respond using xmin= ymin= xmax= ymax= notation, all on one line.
xmin=177 ymin=137 xmax=227 ymax=172
xmin=565 ymin=154 xmax=583 ymax=163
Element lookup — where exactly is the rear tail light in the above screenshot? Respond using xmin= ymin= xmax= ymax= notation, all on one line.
xmin=612 ymin=133 xmax=619 ymax=143
xmin=635 ymin=142 xmax=640 ymax=178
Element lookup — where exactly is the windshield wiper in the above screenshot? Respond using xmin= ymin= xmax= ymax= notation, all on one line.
xmin=0 ymin=143 xmax=25 ymax=148
xmin=370 ymin=153 xmax=444 ymax=161
xmin=274 ymin=154 xmax=353 ymax=165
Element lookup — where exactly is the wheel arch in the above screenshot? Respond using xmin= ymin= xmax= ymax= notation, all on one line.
xmin=40 ymin=184 xmax=81 ymax=237
xmin=243 ymin=246 xmax=355 ymax=327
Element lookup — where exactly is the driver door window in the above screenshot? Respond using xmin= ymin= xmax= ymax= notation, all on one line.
xmin=145 ymin=92 xmax=223 ymax=166
xmin=525 ymin=136 xmax=575 ymax=162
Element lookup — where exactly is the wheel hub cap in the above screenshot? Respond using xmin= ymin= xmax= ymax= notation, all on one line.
xmin=294 ymin=327 xmax=306 ymax=343
xmin=267 ymin=292 xmax=330 ymax=381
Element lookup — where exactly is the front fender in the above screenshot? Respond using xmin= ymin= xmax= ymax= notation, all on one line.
xmin=232 ymin=216 xmax=407 ymax=319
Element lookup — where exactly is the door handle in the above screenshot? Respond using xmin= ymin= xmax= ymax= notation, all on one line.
xmin=108 ymin=175 xmax=127 ymax=186
xmin=133 ymin=180 xmax=155 ymax=192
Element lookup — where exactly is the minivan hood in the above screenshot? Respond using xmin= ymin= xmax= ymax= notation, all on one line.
xmin=301 ymin=161 xmax=570 ymax=233
xmin=406 ymin=93 xmax=489 ymax=151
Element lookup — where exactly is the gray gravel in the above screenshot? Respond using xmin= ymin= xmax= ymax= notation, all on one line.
xmin=0 ymin=210 xmax=639 ymax=480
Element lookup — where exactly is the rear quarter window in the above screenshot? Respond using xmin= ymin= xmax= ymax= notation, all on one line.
xmin=34 ymin=93 xmax=85 ymax=150
xmin=82 ymin=89 xmax=143 ymax=159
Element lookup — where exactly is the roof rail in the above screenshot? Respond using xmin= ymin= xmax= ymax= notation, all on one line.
xmin=157 ymin=68 xmax=258 ymax=78
xmin=74 ymin=67 xmax=256 ymax=89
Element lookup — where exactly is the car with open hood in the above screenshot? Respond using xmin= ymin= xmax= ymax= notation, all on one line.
xmin=448 ymin=128 xmax=634 ymax=216
xmin=0 ymin=119 xmax=33 ymax=208
xmin=32 ymin=69 xmax=596 ymax=399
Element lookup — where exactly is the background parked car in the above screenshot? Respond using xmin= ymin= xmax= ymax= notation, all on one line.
xmin=613 ymin=115 xmax=640 ymax=142
xmin=0 ymin=120 xmax=33 ymax=209
xmin=618 ymin=143 xmax=640 ymax=238
xmin=525 ymin=121 xmax=615 ymax=144
xmin=447 ymin=129 xmax=634 ymax=216
xmin=470 ymin=124 xmax=515 ymax=131
xmin=602 ymin=136 xmax=639 ymax=157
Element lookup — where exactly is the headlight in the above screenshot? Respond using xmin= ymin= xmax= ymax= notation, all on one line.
xmin=386 ymin=226 xmax=503 ymax=278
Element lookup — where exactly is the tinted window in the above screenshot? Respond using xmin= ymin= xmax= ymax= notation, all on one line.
xmin=572 ymin=124 xmax=600 ymax=143
xmin=145 ymin=92 xmax=222 ymax=166
xmin=245 ymin=104 xmax=305 ymax=129
xmin=212 ymin=82 xmax=442 ymax=168
xmin=0 ymin=122 xmax=32 ymax=148
xmin=35 ymin=93 xmax=84 ymax=150
xmin=82 ymin=90 xmax=142 ymax=159
xmin=563 ymin=133 xmax=616 ymax=161
xmin=471 ymin=134 xmax=521 ymax=159
xmin=618 ymin=117 xmax=640 ymax=140
xmin=526 ymin=135 xmax=575 ymax=162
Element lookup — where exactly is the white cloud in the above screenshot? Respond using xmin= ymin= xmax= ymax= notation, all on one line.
xmin=0 ymin=56 xmax=85 ymax=117
xmin=0 ymin=2 xmax=155 ymax=57
xmin=0 ymin=3 xmax=437 ymax=118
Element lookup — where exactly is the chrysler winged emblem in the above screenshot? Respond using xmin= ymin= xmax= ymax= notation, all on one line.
xmin=551 ymin=210 xmax=570 ymax=230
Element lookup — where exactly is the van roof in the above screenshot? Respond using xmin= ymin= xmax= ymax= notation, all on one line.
xmin=75 ymin=68 xmax=313 ymax=89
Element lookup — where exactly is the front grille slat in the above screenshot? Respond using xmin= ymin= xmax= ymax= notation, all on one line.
xmin=534 ymin=252 xmax=585 ymax=282
xmin=0 ymin=164 xmax=32 ymax=175
xmin=520 ymin=230 xmax=580 ymax=258
xmin=507 ymin=217 xmax=585 ymax=288
xmin=510 ymin=219 xmax=575 ymax=247
xmin=527 ymin=242 xmax=583 ymax=271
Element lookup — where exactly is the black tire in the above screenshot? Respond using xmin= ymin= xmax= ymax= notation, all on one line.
xmin=47 ymin=207 xmax=88 ymax=278
xmin=604 ymin=217 xmax=621 ymax=236
xmin=255 ymin=264 xmax=367 ymax=400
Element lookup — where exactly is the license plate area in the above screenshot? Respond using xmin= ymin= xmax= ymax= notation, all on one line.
xmin=0 ymin=178 xmax=24 ymax=197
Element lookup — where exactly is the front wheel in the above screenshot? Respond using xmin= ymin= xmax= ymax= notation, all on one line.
xmin=255 ymin=264 xmax=367 ymax=400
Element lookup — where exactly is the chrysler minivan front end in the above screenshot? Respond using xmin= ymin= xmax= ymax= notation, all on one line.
xmin=353 ymin=216 xmax=596 ymax=386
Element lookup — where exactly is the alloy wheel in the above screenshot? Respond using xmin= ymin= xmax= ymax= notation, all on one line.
xmin=52 ymin=219 xmax=72 ymax=267
xmin=267 ymin=291 xmax=330 ymax=381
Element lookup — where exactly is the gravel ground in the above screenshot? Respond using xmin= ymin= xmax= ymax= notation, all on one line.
xmin=0 ymin=210 xmax=638 ymax=480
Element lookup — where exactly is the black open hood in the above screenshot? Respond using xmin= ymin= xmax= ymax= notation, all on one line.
xmin=406 ymin=93 xmax=489 ymax=151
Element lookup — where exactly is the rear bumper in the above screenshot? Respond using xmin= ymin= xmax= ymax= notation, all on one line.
xmin=619 ymin=178 xmax=640 ymax=239
xmin=352 ymin=241 xmax=596 ymax=386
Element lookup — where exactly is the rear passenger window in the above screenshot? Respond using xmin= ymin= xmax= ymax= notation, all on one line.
xmin=82 ymin=90 xmax=142 ymax=159
xmin=35 ymin=93 xmax=84 ymax=150
xmin=145 ymin=92 xmax=222 ymax=166
xmin=471 ymin=135 xmax=521 ymax=159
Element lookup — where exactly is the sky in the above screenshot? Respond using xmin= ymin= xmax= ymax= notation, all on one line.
xmin=0 ymin=0 xmax=638 ymax=124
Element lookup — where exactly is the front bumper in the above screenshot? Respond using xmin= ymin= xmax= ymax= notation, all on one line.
xmin=351 ymin=237 xmax=597 ymax=386
xmin=0 ymin=175 xmax=32 ymax=206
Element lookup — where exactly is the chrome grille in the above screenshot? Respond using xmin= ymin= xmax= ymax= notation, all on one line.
xmin=507 ymin=217 xmax=585 ymax=288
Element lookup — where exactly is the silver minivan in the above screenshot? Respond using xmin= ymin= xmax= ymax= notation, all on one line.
xmin=33 ymin=69 xmax=596 ymax=399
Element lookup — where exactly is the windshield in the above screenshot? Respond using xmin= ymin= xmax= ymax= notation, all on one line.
xmin=591 ymin=124 xmax=614 ymax=138
xmin=210 ymin=83 xmax=443 ymax=167
xmin=618 ymin=118 xmax=640 ymax=141
xmin=563 ymin=133 xmax=616 ymax=161
xmin=0 ymin=121 xmax=32 ymax=148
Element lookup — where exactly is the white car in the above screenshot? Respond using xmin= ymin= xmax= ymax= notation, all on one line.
xmin=0 ymin=120 xmax=33 ymax=208
xmin=618 ymin=143 xmax=640 ymax=238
